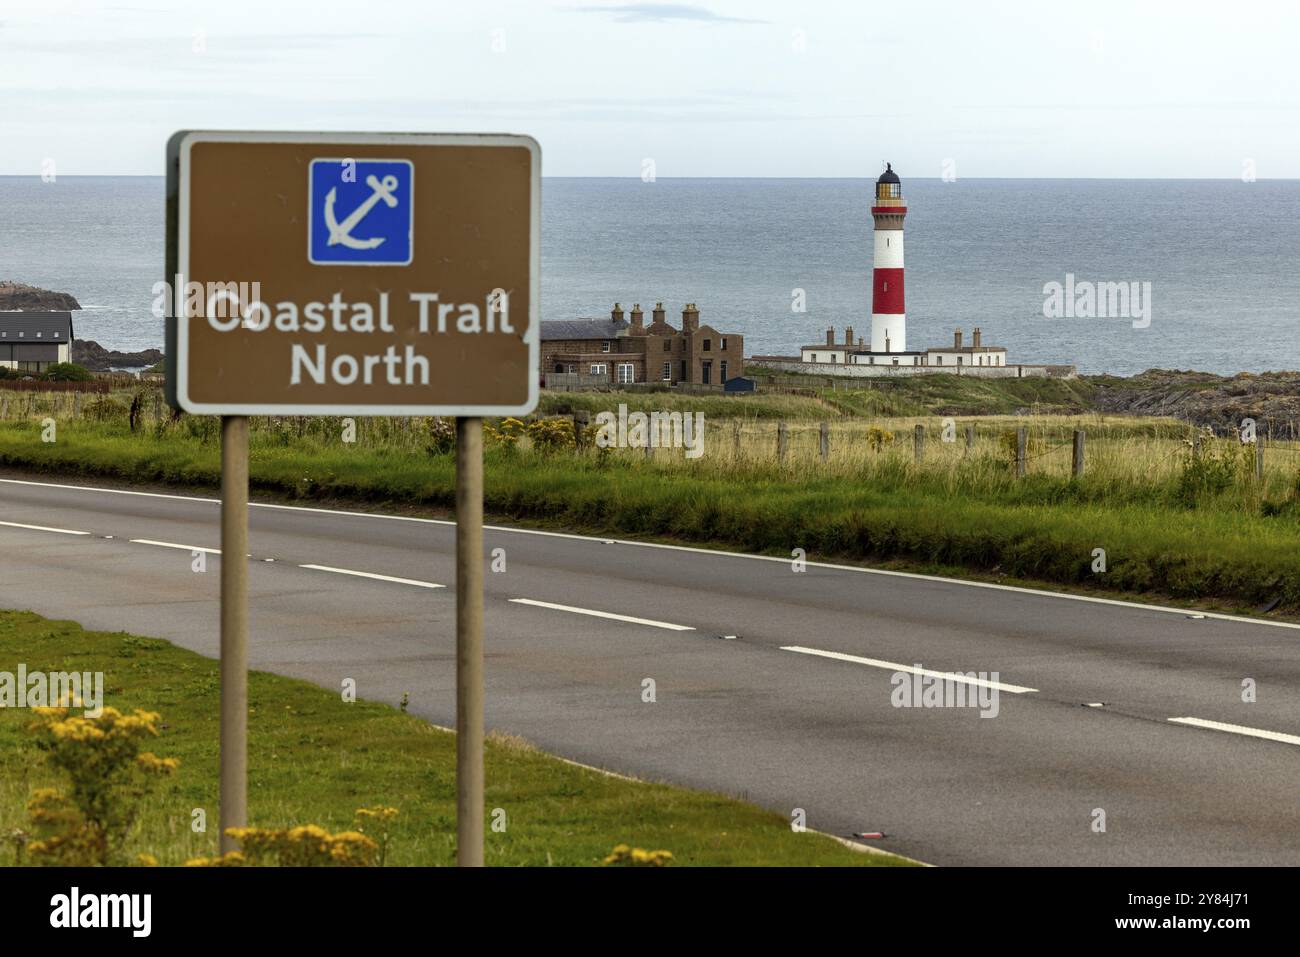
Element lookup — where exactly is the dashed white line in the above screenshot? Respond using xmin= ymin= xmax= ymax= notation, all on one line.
xmin=300 ymin=564 xmax=445 ymax=589
xmin=1168 ymin=716 xmax=1300 ymax=748
xmin=0 ymin=520 xmax=90 ymax=536
xmin=130 ymin=539 xmax=221 ymax=554
xmin=780 ymin=645 xmax=1039 ymax=694
xmin=509 ymin=598 xmax=694 ymax=632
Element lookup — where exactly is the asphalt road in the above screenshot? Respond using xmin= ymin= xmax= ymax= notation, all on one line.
xmin=1 ymin=472 xmax=1298 ymax=866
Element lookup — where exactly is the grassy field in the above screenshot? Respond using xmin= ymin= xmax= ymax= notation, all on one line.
xmin=1 ymin=384 xmax=1298 ymax=614
xmin=0 ymin=610 xmax=910 ymax=867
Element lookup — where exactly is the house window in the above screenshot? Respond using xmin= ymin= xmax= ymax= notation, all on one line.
xmin=720 ymin=338 xmax=727 ymax=350
xmin=720 ymin=360 xmax=728 ymax=382
xmin=555 ymin=363 xmax=565 ymax=373
xmin=662 ymin=361 xmax=672 ymax=381
xmin=680 ymin=360 xmax=687 ymax=380
xmin=701 ymin=361 xmax=712 ymax=385
xmin=936 ymin=356 xmax=943 ymax=365
xmin=602 ymin=341 xmax=611 ymax=353
xmin=957 ymin=356 xmax=963 ymax=366
xmin=566 ymin=364 xmax=576 ymax=374
xmin=663 ymin=341 xmax=671 ymax=351
xmin=869 ymin=356 xmax=874 ymax=365
xmin=703 ymin=339 xmax=711 ymax=351
xmin=590 ymin=363 xmax=607 ymax=375
xmin=616 ymin=363 xmax=634 ymax=384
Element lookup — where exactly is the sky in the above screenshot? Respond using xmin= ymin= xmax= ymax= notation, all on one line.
xmin=2 ymin=0 xmax=1299 ymax=177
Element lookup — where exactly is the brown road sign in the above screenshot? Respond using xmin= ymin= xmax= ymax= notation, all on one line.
xmin=165 ymin=131 xmax=539 ymax=416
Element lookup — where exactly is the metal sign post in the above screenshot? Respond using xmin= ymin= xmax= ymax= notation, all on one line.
xmin=165 ymin=131 xmax=539 ymax=866
xmin=218 ymin=415 xmax=249 ymax=853
xmin=455 ymin=416 xmax=484 ymax=866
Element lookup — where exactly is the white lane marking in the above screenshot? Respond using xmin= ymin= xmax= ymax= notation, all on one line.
xmin=300 ymin=564 xmax=444 ymax=589
xmin=5 ymin=476 xmax=1298 ymax=632
xmin=1168 ymin=716 xmax=1300 ymax=747
xmin=130 ymin=539 xmax=221 ymax=554
xmin=780 ymin=645 xmax=1039 ymax=694
xmin=0 ymin=519 xmax=90 ymax=536
xmin=509 ymin=598 xmax=694 ymax=632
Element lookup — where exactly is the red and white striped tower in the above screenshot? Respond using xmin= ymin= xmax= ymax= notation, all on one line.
xmin=871 ymin=163 xmax=907 ymax=353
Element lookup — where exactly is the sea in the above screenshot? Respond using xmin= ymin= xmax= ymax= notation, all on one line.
xmin=2 ymin=176 xmax=1298 ymax=376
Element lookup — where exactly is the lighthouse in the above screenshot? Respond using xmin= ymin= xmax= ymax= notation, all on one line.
xmin=870 ymin=163 xmax=907 ymax=354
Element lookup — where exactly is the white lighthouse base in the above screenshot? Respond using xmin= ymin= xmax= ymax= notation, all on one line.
xmin=871 ymin=313 xmax=906 ymax=353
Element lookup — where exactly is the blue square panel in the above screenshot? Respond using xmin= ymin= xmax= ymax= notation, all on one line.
xmin=308 ymin=158 xmax=413 ymax=266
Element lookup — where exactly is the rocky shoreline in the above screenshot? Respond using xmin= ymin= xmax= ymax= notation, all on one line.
xmin=0 ymin=280 xmax=81 ymax=311
xmin=71 ymin=339 xmax=163 ymax=372
xmin=1088 ymin=370 xmax=1300 ymax=437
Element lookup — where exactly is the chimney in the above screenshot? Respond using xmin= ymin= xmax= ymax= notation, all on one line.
xmin=845 ymin=326 xmax=854 ymax=346
xmin=858 ymin=336 xmax=864 ymax=347
xmin=826 ymin=328 xmax=834 ymax=346
xmin=630 ymin=303 xmax=644 ymax=335
xmin=682 ymin=302 xmax=700 ymax=334
xmin=652 ymin=301 xmax=666 ymax=329
xmin=612 ymin=302 xmax=624 ymax=324
xmin=972 ymin=327 xmax=982 ymax=349
xmin=954 ymin=328 xmax=963 ymax=350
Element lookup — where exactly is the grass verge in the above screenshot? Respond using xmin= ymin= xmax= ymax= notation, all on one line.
xmin=0 ymin=610 xmax=912 ymax=867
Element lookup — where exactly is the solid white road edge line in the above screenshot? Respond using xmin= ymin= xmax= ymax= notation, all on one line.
xmin=5 ymin=476 xmax=1298 ymax=632
xmin=509 ymin=598 xmax=694 ymax=632
xmin=300 ymin=564 xmax=445 ymax=589
xmin=781 ymin=645 xmax=1039 ymax=694
xmin=1168 ymin=716 xmax=1300 ymax=747
xmin=0 ymin=520 xmax=89 ymax=536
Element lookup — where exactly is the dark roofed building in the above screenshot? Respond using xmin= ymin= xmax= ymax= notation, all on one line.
xmin=0 ymin=311 xmax=75 ymax=373
xmin=541 ymin=302 xmax=743 ymax=387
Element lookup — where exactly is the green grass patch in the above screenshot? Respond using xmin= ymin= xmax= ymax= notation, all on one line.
xmin=0 ymin=610 xmax=910 ymax=866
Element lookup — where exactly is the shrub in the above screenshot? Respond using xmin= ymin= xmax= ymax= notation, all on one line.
xmin=187 ymin=825 xmax=379 ymax=867
xmin=24 ymin=706 xmax=178 ymax=866
xmin=42 ymin=363 xmax=94 ymax=382
xmin=1176 ymin=431 xmax=1253 ymax=507
xmin=603 ymin=843 xmax=673 ymax=867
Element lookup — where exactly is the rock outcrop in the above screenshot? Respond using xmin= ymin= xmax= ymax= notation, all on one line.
xmin=72 ymin=340 xmax=163 ymax=372
xmin=1090 ymin=369 xmax=1300 ymax=436
xmin=0 ymin=281 xmax=81 ymax=311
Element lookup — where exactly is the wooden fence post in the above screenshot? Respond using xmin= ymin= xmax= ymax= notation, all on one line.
xmin=913 ymin=424 xmax=925 ymax=463
xmin=964 ymin=425 xmax=975 ymax=455
xmin=1072 ymin=429 xmax=1085 ymax=478
xmin=1016 ymin=426 xmax=1027 ymax=478
xmin=819 ymin=421 xmax=829 ymax=462
xmin=574 ymin=410 xmax=589 ymax=449
xmin=733 ymin=421 xmax=741 ymax=460
xmin=777 ymin=420 xmax=788 ymax=464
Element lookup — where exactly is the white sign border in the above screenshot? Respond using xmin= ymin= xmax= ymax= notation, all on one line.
xmin=175 ymin=130 xmax=540 ymax=417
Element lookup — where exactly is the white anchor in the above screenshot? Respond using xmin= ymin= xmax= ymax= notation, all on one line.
xmin=324 ymin=173 xmax=400 ymax=249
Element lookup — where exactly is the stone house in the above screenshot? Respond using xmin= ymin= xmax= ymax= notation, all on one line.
xmin=541 ymin=302 xmax=744 ymax=386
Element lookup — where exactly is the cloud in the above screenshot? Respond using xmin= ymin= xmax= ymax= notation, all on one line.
xmin=569 ymin=3 xmax=767 ymax=25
